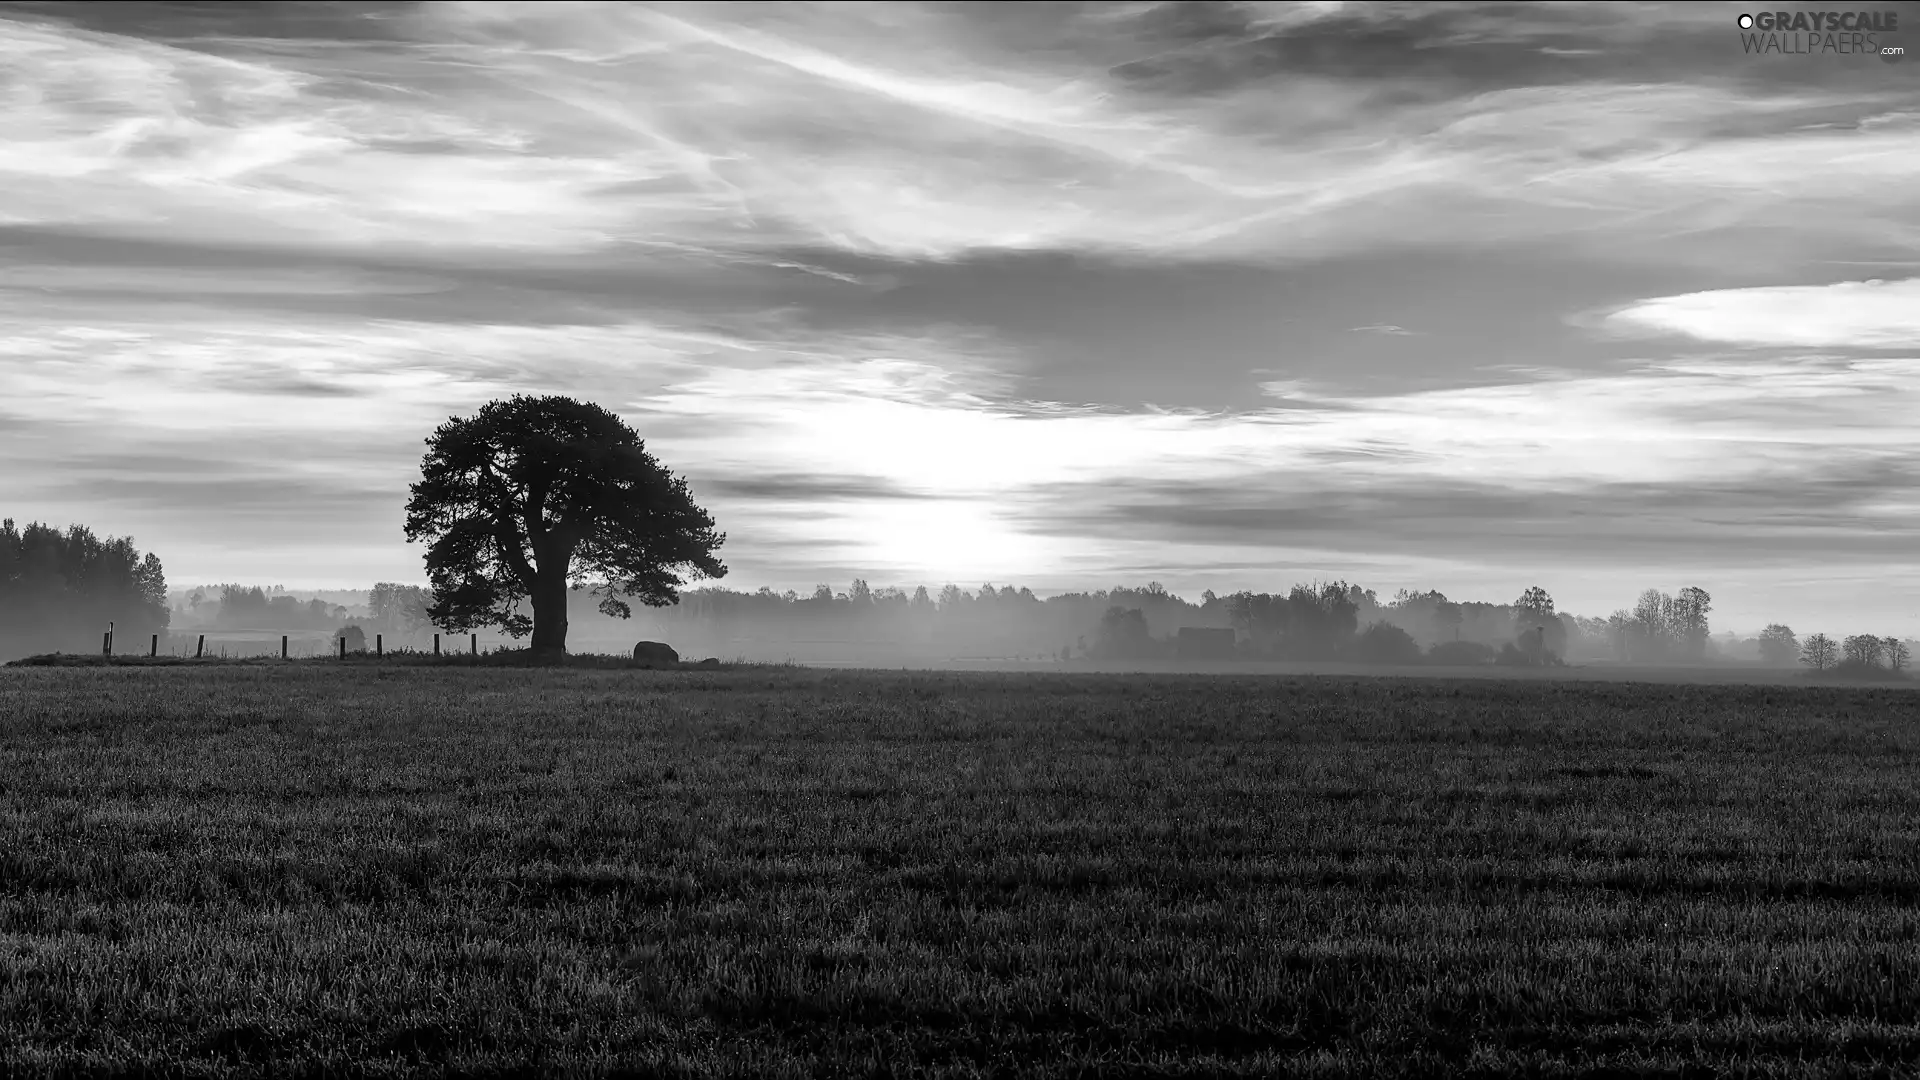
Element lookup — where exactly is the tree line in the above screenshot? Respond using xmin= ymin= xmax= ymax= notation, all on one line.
xmin=0 ymin=518 xmax=169 ymax=659
xmin=8 ymin=514 xmax=1913 ymax=672
xmin=7 ymin=389 xmax=1913 ymax=670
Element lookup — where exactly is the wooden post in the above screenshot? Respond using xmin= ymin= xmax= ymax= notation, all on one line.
xmin=196 ymin=634 xmax=204 ymax=659
xmin=434 ymin=633 xmax=441 ymax=657
xmin=150 ymin=634 xmax=158 ymax=658
xmin=281 ymin=635 xmax=288 ymax=660
xmin=102 ymin=631 xmax=111 ymax=657
xmin=376 ymin=634 xmax=383 ymax=657
xmin=339 ymin=637 xmax=346 ymax=660
xmin=471 ymin=633 xmax=478 ymax=656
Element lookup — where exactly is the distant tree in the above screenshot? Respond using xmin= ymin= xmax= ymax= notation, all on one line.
xmin=403 ymin=395 xmax=725 ymax=658
xmin=1434 ymin=601 xmax=1463 ymax=642
xmin=1092 ymin=606 xmax=1154 ymax=660
xmin=1676 ymin=586 xmax=1712 ymax=660
xmin=1514 ymin=585 xmax=1554 ymax=620
xmin=1353 ymin=621 xmax=1423 ymax=665
xmin=1800 ymin=633 xmax=1837 ymax=671
xmin=337 ymin=624 xmax=368 ymax=653
xmin=1757 ymin=624 xmax=1799 ymax=667
xmin=0 ymin=519 xmax=170 ymax=659
xmin=1606 ymin=609 xmax=1631 ymax=661
xmin=937 ymin=584 xmax=965 ymax=611
xmin=847 ymin=578 xmax=871 ymax=607
xmin=1631 ymin=589 xmax=1671 ymax=659
xmin=397 ymin=586 xmax=436 ymax=635
xmin=1885 ymin=637 xmax=1912 ymax=674
xmin=910 ymin=585 xmax=933 ymax=611
xmin=369 ymin=582 xmax=401 ymax=630
xmin=1841 ymin=634 xmax=1885 ymax=669
xmin=370 ymin=582 xmax=437 ymax=636
xmin=1512 ymin=586 xmax=1564 ymax=657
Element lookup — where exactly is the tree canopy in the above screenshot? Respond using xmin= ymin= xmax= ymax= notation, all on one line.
xmin=402 ymin=395 xmax=726 ymax=657
xmin=0 ymin=519 xmax=168 ymax=661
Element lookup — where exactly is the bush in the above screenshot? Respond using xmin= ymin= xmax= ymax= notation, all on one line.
xmin=1427 ymin=640 xmax=1497 ymax=666
xmin=1351 ymin=621 xmax=1423 ymax=665
xmin=337 ymin=624 xmax=368 ymax=653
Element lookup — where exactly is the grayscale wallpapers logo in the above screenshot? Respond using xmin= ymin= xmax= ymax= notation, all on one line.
xmin=1736 ymin=11 xmax=1904 ymax=61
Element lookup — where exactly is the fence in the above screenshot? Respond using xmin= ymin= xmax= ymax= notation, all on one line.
xmin=99 ymin=625 xmax=492 ymax=660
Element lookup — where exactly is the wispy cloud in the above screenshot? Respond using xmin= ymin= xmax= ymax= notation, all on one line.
xmin=1608 ymin=278 xmax=1920 ymax=348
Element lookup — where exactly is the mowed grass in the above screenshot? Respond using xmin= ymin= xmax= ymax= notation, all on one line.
xmin=2 ymin=668 xmax=1920 ymax=1078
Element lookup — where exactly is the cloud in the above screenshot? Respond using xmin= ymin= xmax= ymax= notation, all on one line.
xmin=1607 ymin=278 xmax=1920 ymax=349
xmin=2 ymin=1 xmax=1918 ymax=634
xmin=4 ymin=2 xmax=1915 ymax=269
xmin=697 ymin=471 xmax=930 ymax=503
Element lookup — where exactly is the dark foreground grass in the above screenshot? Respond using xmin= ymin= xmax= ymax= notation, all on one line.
xmin=2 ymin=667 xmax=1920 ymax=1077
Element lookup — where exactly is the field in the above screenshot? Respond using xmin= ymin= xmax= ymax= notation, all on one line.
xmin=3 ymin=664 xmax=1920 ymax=1077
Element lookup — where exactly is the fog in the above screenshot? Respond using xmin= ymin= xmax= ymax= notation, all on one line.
xmin=6 ymin=515 xmax=1915 ymax=680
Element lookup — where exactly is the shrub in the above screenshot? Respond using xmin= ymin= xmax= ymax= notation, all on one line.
xmin=1351 ymin=621 xmax=1423 ymax=665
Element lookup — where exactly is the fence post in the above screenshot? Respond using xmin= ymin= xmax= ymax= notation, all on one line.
xmin=102 ymin=631 xmax=111 ymax=657
xmin=434 ymin=633 xmax=441 ymax=657
xmin=150 ymin=634 xmax=158 ymax=658
xmin=376 ymin=634 xmax=383 ymax=657
xmin=471 ymin=633 xmax=478 ymax=656
xmin=339 ymin=637 xmax=346 ymax=660
xmin=196 ymin=634 xmax=204 ymax=659
xmin=281 ymin=635 xmax=288 ymax=660
xmin=108 ymin=621 xmax=114 ymax=656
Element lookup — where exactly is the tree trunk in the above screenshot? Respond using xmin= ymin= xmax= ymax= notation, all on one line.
xmin=529 ymin=572 xmax=570 ymax=660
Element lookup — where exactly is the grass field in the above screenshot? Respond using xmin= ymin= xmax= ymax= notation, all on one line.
xmin=3 ymin=664 xmax=1920 ymax=1077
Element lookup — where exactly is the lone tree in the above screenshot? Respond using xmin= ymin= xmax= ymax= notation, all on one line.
xmin=403 ymin=395 xmax=726 ymax=659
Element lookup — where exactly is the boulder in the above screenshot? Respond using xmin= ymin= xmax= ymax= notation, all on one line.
xmin=696 ymin=657 xmax=721 ymax=668
xmin=632 ymin=641 xmax=680 ymax=668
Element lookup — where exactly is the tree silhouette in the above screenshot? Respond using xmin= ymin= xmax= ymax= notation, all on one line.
xmin=1512 ymin=585 xmax=1563 ymax=658
xmin=1886 ymin=637 xmax=1912 ymax=673
xmin=1841 ymin=634 xmax=1884 ymax=669
xmin=403 ymin=395 xmax=725 ymax=658
xmin=1093 ymin=606 xmax=1154 ymax=659
xmin=1676 ymin=586 xmax=1712 ymax=660
xmin=1800 ymin=633 xmax=1836 ymax=672
xmin=1757 ymin=624 xmax=1798 ymax=667
xmin=0 ymin=519 xmax=169 ymax=660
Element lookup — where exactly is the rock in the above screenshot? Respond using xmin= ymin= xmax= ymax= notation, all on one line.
xmin=696 ymin=657 xmax=721 ymax=668
xmin=632 ymin=641 xmax=679 ymax=667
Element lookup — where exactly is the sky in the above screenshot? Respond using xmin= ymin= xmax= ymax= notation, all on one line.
xmin=1 ymin=0 xmax=1918 ymax=636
